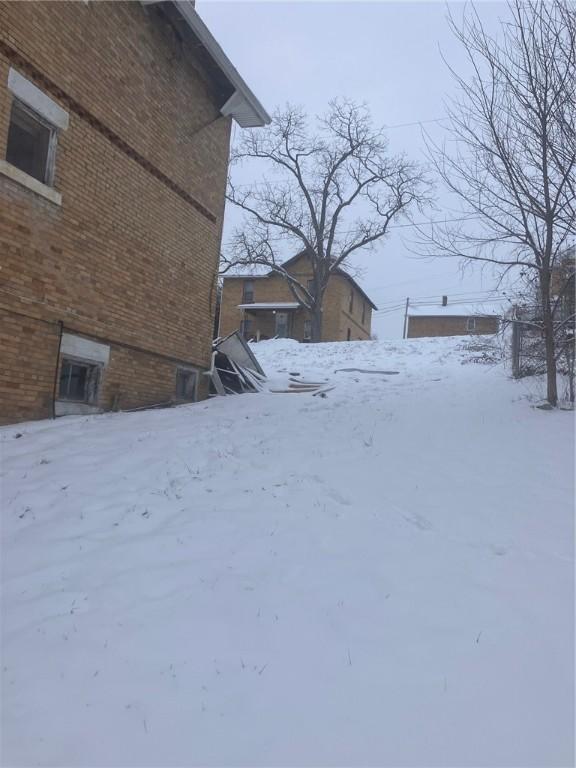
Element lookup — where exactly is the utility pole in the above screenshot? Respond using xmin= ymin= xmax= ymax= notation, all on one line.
xmin=402 ymin=297 xmax=409 ymax=339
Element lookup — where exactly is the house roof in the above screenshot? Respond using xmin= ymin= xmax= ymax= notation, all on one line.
xmin=143 ymin=1 xmax=270 ymax=128
xmin=407 ymin=303 xmax=503 ymax=318
xmin=222 ymin=254 xmax=379 ymax=310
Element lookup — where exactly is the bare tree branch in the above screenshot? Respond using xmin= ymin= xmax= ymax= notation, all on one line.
xmin=415 ymin=0 xmax=575 ymax=405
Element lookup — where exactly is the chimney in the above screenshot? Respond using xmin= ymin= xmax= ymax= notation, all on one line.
xmin=442 ymin=295 xmax=448 ymax=306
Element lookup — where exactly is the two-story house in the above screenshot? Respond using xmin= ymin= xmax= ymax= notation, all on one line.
xmin=218 ymin=253 xmax=377 ymax=342
xmin=0 ymin=0 xmax=268 ymax=424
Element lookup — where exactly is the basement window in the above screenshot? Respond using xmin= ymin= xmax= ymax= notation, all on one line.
xmin=59 ymin=358 xmax=101 ymax=403
xmin=467 ymin=317 xmax=477 ymax=331
xmin=5 ymin=100 xmax=57 ymax=185
xmin=175 ymin=368 xmax=197 ymax=401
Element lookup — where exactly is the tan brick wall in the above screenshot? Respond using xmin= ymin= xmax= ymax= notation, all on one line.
xmin=0 ymin=309 xmax=59 ymax=424
xmin=0 ymin=1 xmax=232 ymax=423
xmin=219 ymin=258 xmax=373 ymax=342
xmin=407 ymin=316 xmax=500 ymax=338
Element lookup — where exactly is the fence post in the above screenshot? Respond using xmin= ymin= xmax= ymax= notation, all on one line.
xmin=511 ymin=321 xmax=520 ymax=378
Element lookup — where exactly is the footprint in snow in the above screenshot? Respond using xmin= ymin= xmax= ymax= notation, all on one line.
xmin=402 ymin=512 xmax=433 ymax=531
xmin=325 ymin=488 xmax=352 ymax=506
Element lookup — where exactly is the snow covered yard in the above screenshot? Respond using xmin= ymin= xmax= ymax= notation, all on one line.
xmin=1 ymin=336 xmax=574 ymax=767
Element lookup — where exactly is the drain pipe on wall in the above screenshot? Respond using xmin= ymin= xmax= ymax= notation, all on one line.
xmin=52 ymin=320 xmax=64 ymax=419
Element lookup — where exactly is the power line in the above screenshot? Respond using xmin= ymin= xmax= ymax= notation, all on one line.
xmin=372 ymin=288 xmax=509 ymax=306
xmin=371 ymin=288 xmax=508 ymax=303
xmin=373 ymin=295 xmax=511 ymax=315
xmin=384 ymin=117 xmax=448 ymax=130
xmin=224 ymin=215 xmax=482 ymax=248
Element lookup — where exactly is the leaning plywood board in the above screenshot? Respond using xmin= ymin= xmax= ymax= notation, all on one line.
xmin=215 ymin=331 xmax=265 ymax=376
xmin=289 ymin=378 xmax=328 ymax=386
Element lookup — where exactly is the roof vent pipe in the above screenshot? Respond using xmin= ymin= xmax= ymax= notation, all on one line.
xmin=442 ymin=295 xmax=448 ymax=306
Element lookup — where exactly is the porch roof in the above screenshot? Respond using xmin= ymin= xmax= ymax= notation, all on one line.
xmin=238 ymin=302 xmax=301 ymax=311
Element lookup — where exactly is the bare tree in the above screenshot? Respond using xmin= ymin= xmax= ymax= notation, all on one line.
xmin=418 ymin=0 xmax=576 ymax=406
xmin=224 ymin=100 xmax=428 ymax=341
xmin=510 ymin=247 xmax=575 ymax=401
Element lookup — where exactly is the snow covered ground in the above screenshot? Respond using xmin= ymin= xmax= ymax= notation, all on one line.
xmin=1 ymin=336 xmax=574 ymax=767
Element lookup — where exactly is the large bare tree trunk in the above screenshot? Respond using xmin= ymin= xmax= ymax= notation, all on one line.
xmin=310 ymin=307 xmax=323 ymax=343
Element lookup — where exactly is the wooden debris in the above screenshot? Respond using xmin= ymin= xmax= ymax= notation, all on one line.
xmin=334 ymin=368 xmax=399 ymax=375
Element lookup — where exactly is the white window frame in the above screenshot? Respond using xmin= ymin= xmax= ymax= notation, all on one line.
xmin=1 ymin=68 xmax=68 ymax=204
xmin=58 ymin=356 xmax=102 ymax=405
xmin=175 ymin=367 xmax=198 ymax=402
xmin=7 ymin=99 xmax=58 ymax=186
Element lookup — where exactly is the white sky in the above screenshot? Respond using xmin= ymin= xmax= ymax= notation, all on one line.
xmin=198 ymin=0 xmax=511 ymax=337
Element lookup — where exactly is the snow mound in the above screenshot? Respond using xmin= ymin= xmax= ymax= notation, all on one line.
xmin=1 ymin=336 xmax=573 ymax=767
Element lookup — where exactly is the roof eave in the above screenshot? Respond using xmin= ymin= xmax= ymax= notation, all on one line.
xmin=173 ymin=1 xmax=271 ymax=128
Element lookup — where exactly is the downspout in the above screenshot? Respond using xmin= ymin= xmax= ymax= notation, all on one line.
xmin=52 ymin=320 xmax=64 ymax=419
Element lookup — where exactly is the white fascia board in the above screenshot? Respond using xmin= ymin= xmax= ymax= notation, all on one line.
xmin=8 ymin=69 xmax=69 ymax=130
xmin=173 ymin=1 xmax=270 ymax=128
xmin=61 ymin=334 xmax=110 ymax=365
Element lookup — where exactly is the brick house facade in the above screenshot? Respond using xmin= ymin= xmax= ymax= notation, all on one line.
xmin=0 ymin=1 xmax=268 ymax=424
xmin=219 ymin=254 xmax=377 ymax=342
xmin=407 ymin=311 xmax=500 ymax=338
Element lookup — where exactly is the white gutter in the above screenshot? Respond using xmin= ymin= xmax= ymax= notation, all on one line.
xmin=173 ymin=1 xmax=271 ymax=128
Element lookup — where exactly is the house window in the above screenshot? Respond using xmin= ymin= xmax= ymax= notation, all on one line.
xmin=6 ymin=100 xmax=57 ymax=185
xmin=241 ymin=318 xmax=252 ymax=339
xmin=59 ymin=358 xmax=100 ymax=403
xmin=347 ymin=328 xmax=351 ymax=341
xmin=349 ymin=289 xmax=354 ymax=314
xmin=467 ymin=317 xmax=477 ymax=332
xmin=362 ymin=302 xmax=366 ymax=325
xmin=242 ymin=280 xmax=254 ymax=303
xmin=175 ymin=368 xmax=197 ymax=401
xmin=303 ymin=319 xmax=312 ymax=341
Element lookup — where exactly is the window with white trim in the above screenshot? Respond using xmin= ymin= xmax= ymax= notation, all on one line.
xmin=59 ymin=358 xmax=101 ymax=403
xmin=6 ymin=99 xmax=57 ymax=185
xmin=303 ymin=319 xmax=312 ymax=340
xmin=467 ymin=317 xmax=477 ymax=331
xmin=175 ymin=368 xmax=197 ymax=401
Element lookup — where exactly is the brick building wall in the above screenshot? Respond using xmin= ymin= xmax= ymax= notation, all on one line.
xmin=407 ymin=315 xmax=500 ymax=338
xmin=219 ymin=256 xmax=373 ymax=342
xmin=0 ymin=1 xmax=233 ymax=424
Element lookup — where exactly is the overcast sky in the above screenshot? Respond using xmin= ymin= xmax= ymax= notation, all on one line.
xmin=199 ymin=1 xmax=511 ymax=337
